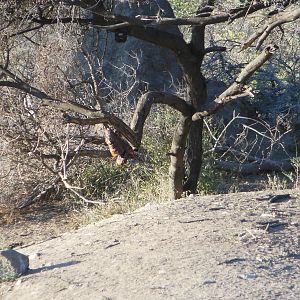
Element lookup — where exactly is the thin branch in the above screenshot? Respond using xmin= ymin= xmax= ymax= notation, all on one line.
xmin=33 ymin=149 xmax=110 ymax=160
xmin=10 ymin=24 xmax=43 ymax=37
xmin=59 ymin=174 xmax=106 ymax=205
xmin=63 ymin=113 xmax=138 ymax=149
xmin=0 ymin=66 xmax=138 ymax=148
xmin=242 ymin=8 xmax=300 ymax=50
xmin=203 ymin=46 xmax=226 ymax=54
xmin=17 ymin=177 xmax=61 ymax=209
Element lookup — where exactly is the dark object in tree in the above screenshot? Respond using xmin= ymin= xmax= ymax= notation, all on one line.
xmin=104 ymin=126 xmax=135 ymax=165
xmin=114 ymin=29 xmax=128 ymax=43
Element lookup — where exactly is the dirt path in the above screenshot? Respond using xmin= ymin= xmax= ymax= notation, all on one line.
xmin=1 ymin=190 xmax=299 ymax=300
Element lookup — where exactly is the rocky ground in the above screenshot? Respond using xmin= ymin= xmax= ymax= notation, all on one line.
xmin=0 ymin=189 xmax=299 ymax=300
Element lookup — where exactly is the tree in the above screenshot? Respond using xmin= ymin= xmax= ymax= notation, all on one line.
xmin=0 ymin=0 xmax=299 ymax=202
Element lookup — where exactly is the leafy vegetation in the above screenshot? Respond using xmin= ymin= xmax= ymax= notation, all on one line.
xmin=0 ymin=260 xmax=18 ymax=283
xmin=169 ymin=0 xmax=199 ymax=16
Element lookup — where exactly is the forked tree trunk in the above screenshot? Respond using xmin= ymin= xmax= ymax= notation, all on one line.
xmin=171 ymin=21 xmax=207 ymax=197
xmin=167 ymin=54 xmax=207 ymax=197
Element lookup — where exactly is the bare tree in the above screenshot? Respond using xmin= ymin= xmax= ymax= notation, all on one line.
xmin=0 ymin=0 xmax=299 ymax=201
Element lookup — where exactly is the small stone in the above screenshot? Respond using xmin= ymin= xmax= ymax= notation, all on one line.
xmin=188 ymin=194 xmax=197 ymax=198
xmin=203 ymin=280 xmax=217 ymax=285
xmin=29 ymin=252 xmax=42 ymax=260
xmin=238 ymin=273 xmax=257 ymax=280
xmin=15 ymin=279 xmax=23 ymax=285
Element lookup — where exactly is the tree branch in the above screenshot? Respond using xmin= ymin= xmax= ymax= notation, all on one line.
xmin=0 ymin=66 xmax=138 ymax=148
xmin=203 ymin=46 xmax=226 ymax=54
xmin=130 ymin=91 xmax=193 ymax=147
xmin=33 ymin=148 xmax=111 ymax=160
xmin=192 ymin=44 xmax=278 ymax=121
xmin=242 ymin=8 xmax=300 ymax=50
xmin=31 ymin=15 xmax=189 ymax=54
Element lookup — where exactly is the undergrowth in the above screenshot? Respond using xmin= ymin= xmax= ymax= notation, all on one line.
xmin=0 ymin=259 xmax=18 ymax=283
xmin=70 ymin=107 xmax=177 ymax=224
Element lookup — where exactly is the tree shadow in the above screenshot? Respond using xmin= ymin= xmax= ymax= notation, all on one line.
xmin=27 ymin=260 xmax=81 ymax=275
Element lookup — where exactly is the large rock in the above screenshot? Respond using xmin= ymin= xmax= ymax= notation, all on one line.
xmin=0 ymin=249 xmax=29 ymax=279
xmin=82 ymin=0 xmax=183 ymax=104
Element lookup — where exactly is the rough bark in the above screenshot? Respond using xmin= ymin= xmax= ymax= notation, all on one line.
xmin=169 ymin=116 xmax=191 ymax=199
xmin=183 ymin=119 xmax=204 ymax=193
xmin=179 ymin=9 xmax=208 ymax=195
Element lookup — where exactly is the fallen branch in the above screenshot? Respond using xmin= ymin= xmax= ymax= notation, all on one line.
xmin=17 ymin=177 xmax=61 ymax=209
xmin=33 ymin=149 xmax=110 ymax=160
xmin=59 ymin=175 xmax=106 ymax=205
xmin=209 ymin=145 xmax=258 ymax=163
xmin=215 ymin=158 xmax=294 ymax=174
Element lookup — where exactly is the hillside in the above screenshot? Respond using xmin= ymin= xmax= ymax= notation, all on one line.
xmin=1 ymin=190 xmax=299 ymax=300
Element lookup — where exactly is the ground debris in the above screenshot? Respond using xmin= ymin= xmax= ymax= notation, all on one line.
xmin=256 ymin=219 xmax=288 ymax=232
xmin=219 ymin=257 xmax=247 ymax=265
xmin=256 ymin=193 xmax=293 ymax=203
xmin=104 ymin=239 xmax=120 ymax=249
xmin=178 ymin=218 xmax=211 ymax=224
xmin=269 ymin=194 xmax=292 ymax=203
xmin=209 ymin=207 xmax=226 ymax=211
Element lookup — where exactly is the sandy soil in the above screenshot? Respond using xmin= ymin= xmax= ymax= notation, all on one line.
xmin=0 ymin=189 xmax=299 ymax=300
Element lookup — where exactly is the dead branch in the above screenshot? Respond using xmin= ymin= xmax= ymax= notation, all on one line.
xmin=33 ymin=148 xmax=110 ymax=160
xmin=63 ymin=113 xmax=138 ymax=149
xmin=17 ymin=177 xmax=61 ymax=209
xmin=210 ymin=145 xmax=259 ymax=163
xmin=0 ymin=66 xmax=138 ymax=149
xmin=192 ymin=44 xmax=278 ymax=121
xmin=215 ymin=158 xmax=294 ymax=175
xmin=203 ymin=46 xmax=227 ymax=54
xmin=59 ymin=175 xmax=106 ymax=205
xmin=242 ymin=8 xmax=300 ymax=50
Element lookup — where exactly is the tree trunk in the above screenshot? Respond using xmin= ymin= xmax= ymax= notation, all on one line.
xmin=177 ymin=21 xmax=208 ymax=195
xmin=169 ymin=115 xmax=191 ymax=199
xmin=183 ymin=119 xmax=204 ymax=193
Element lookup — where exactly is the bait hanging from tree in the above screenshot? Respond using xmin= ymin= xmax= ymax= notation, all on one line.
xmin=104 ymin=126 xmax=135 ymax=165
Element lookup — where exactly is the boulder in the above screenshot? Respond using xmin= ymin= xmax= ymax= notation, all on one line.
xmin=0 ymin=249 xmax=29 ymax=279
xmin=82 ymin=0 xmax=183 ymax=104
